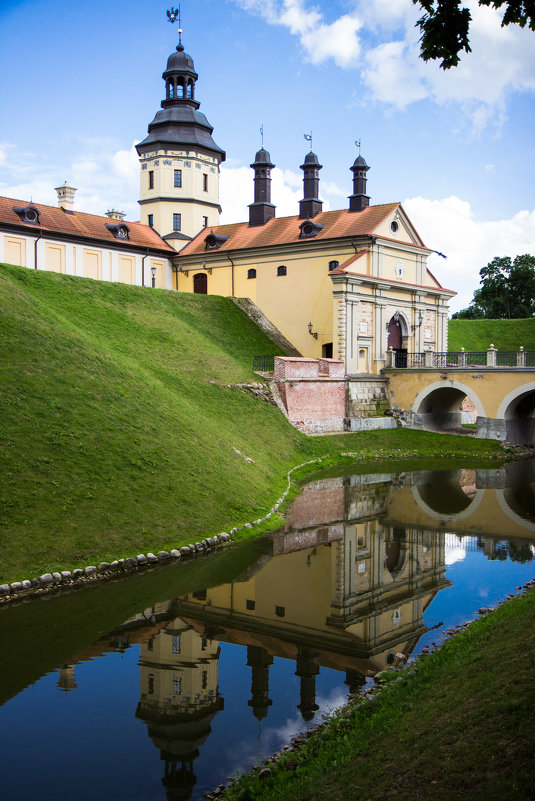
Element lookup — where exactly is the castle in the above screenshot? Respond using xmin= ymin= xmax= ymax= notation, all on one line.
xmin=0 ymin=31 xmax=454 ymax=375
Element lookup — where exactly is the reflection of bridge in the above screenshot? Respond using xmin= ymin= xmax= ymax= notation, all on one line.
xmin=378 ymin=461 xmax=535 ymax=541
xmin=384 ymin=351 xmax=535 ymax=444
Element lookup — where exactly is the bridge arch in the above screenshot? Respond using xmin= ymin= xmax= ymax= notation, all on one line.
xmin=496 ymin=381 xmax=535 ymax=445
xmin=411 ymin=380 xmax=485 ymax=432
xmin=411 ymin=470 xmax=485 ymax=522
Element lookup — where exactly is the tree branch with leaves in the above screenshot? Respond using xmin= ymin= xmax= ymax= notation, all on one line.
xmin=414 ymin=0 xmax=535 ymax=68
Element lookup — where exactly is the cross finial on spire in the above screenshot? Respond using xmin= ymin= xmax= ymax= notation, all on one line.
xmin=355 ymin=139 xmax=361 ymax=155
xmin=304 ymin=132 xmax=312 ymax=151
xmin=167 ymin=5 xmax=182 ymax=45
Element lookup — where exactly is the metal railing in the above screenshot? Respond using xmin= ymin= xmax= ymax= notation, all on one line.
xmin=389 ymin=349 xmax=535 ymax=369
xmin=253 ymin=355 xmax=275 ymax=372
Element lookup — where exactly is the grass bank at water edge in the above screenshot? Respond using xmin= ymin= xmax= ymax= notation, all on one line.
xmin=223 ymin=586 xmax=535 ymax=801
xmin=0 ymin=263 xmax=505 ymax=583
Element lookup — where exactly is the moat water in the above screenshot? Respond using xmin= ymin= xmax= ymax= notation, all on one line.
xmin=0 ymin=461 xmax=534 ymax=801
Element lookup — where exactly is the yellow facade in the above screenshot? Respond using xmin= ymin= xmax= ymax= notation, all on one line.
xmin=175 ymin=205 xmax=452 ymax=373
xmin=4 ymin=236 xmax=25 ymax=266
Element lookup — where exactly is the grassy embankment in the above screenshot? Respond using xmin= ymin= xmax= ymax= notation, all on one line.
xmin=224 ymin=587 xmax=535 ymax=801
xmin=449 ymin=318 xmax=535 ymax=351
xmin=0 ymin=263 xmax=504 ymax=583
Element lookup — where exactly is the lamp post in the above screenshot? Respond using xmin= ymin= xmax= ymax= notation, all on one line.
xmin=151 ymin=265 xmax=156 ymax=288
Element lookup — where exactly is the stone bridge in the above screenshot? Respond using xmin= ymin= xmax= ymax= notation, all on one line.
xmin=383 ymin=348 xmax=535 ymax=445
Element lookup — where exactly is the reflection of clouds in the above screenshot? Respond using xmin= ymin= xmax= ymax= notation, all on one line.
xmin=225 ymin=684 xmax=350 ymax=778
xmin=445 ymin=547 xmax=466 ymax=566
xmin=478 ymin=587 xmax=490 ymax=598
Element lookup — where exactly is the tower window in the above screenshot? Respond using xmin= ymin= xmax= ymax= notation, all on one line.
xmin=173 ymin=213 xmax=181 ymax=231
xmin=328 ymin=260 xmax=339 ymax=271
xmin=148 ymin=214 xmax=154 ymax=227
xmin=148 ymin=171 xmax=154 ymax=189
xmin=174 ymin=169 xmax=182 ymax=188
xmin=173 ymin=676 xmax=182 ymax=695
xmin=202 ymin=670 xmax=208 ymax=689
xmin=275 ymin=606 xmax=285 ymax=618
xmin=172 ymin=635 xmax=181 ymax=654
xmin=148 ymin=674 xmax=154 ymax=695
xmin=203 ymin=174 xmax=208 ymax=192
xmin=202 ymin=216 xmax=208 ymax=227
xmin=247 ymin=268 xmax=256 ymax=279
xmin=277 ymin=265 xmax=287 ymax=276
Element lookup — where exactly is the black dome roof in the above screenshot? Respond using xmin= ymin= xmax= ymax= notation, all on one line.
xmin=164 ymin=44 xmax=197 ymax=76
xmin=303 ymin=151 xmax=320 ymax=164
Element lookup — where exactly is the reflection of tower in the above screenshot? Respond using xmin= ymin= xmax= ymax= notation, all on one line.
xmin=344 ymin=668 xmax=365 ymax=695
xmin=247 ymin=646 xmax=273 ymax=725
xmin=295 ymin=646 xmax=319 ymax=722
xmin=57 ymin=663 xmax=77 ymax=693
xmin=136 ymin=620 xmax=224 ymax=801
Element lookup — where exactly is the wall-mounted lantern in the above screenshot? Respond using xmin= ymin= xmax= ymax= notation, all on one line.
xmin=308 ymin=321 xmax=318 ymax=339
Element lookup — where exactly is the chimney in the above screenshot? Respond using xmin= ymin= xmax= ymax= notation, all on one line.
xmin=105 ymin=209 xmax=126 ymax=220
xmin=248 ymin=148 xmax=275 ymax=226
xmin=348 ymin=155 xmax=370 ymax=212
xmin=55 ymin=182 xmax=77 ymax=211
xmin=299 ymin=151 xmax=323 ymax=219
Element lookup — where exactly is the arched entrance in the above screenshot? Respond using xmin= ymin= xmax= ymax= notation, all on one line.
xmin=499 ymin=385 xmax=535 ymax=445
xmin=411 ymin=381 xmax=485 ymax=433
xmin=387 ymin=313 xmax=407 ymax=367
xmin=193 ymin=273 xmax=207 ymax=294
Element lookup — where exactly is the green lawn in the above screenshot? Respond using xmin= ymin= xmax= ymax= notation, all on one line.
xmin=449 ymin=318 xmax=535 ymax=351
xmin=0 ymin=264 xmax=504 ymax=582
xmin=224 ymin=588 xmax=535 ymax=801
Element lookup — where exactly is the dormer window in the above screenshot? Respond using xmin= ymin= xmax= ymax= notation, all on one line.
xmin=299 ymin=219 xmax=324 ymax=239
xmin=13 ymin=205 xmax=40 ymax=226
xmin=328 ymin=260 xmax=339 ymax=271
xmin=105 ymin=223 xmax=130 ymax=240
xmin=204 ymin=232 xmax=229 ymax=250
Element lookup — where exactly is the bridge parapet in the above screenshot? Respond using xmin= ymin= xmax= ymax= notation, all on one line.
xmin=386 ymin=347 xmax=534 ymax=370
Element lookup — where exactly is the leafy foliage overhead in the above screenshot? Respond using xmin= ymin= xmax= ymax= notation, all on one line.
xmin=414 ymin=0 xmax=535 ymax=68
xmin=452 ymin=254 xmax=535 ymax=319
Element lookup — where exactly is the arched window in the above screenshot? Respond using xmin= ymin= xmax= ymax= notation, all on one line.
xmin=247 ymin=268 xmax=256 ymax=279
xmin=187 ymin=81 xmax=192 ymax=99
xmin=167 ymin=81 xmax=174 ymax=99
xmin=277 ymin=265 xmax=287 ymax=276
xmin=177 ymin=80 xmax=184 ymax=98
xmin=328 ymin=260 xmax=339 ymax=271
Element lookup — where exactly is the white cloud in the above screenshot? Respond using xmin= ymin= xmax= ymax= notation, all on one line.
xmin=404 ymin=195 xmax=535 ymax=312
xmin=0 ymin=141 xmax=140 ymax=219
xmin=234 ymin=1 xmax=535 ymax=128
xmin=236 ymin=0 xmax=362 ymax=67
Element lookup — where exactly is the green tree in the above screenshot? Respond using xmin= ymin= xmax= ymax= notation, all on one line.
xmin=414 ymin=0 xmax=535 ymax=68
xmin=452 ymin=254 xmax=535 ymax=319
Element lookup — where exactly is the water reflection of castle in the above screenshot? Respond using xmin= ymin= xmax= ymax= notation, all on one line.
xmin=134 ymin=474 xmax=451 ymax=798
xmin=54 ymin=465 xmax=535 ymax=799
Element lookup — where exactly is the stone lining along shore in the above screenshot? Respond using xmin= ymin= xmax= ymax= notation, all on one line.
xmin=0 ymin=455 xmax=333 ymax=606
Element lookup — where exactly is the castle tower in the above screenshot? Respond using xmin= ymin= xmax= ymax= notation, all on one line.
xmin=348 ymin=154 xmax=370 ymax=212
xmin=136 ymin=30 xmax=225 ymax=243
xmin=299 ymin=151 xmax=322 ymax=219
xmin=248 ymin=148 xmax=275 ymax=226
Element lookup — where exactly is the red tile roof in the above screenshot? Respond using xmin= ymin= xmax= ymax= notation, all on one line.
xmin=0 ymin=196 xmax=174 ymax=253
xmin=179 ymin=203 xmax=403 ymax=256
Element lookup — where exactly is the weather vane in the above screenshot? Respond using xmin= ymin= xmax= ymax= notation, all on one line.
xmin=167 ymin=6 xmax=182 ymax=45
xmin=355 ymin=139 xmax=361 ymax=154
xmin=304 ymin=132 xmax=312 ymax=151
xmin=260 ymin=125 xmax=264 ymax=147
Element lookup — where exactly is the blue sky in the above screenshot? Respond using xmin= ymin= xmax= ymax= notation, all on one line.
xmin=1 ymin=0 xmax=534 ymax=313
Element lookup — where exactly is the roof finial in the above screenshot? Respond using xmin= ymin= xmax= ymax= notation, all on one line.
xmin=304 ymin=132 xmax=312 ymax=152
xmin=260 ymin=125 xmax=264 ymax=147
xmin=167 ymin=5 xmax=182 ymax=46
xmin=355 ymin=138 xmax=361 ymax=155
